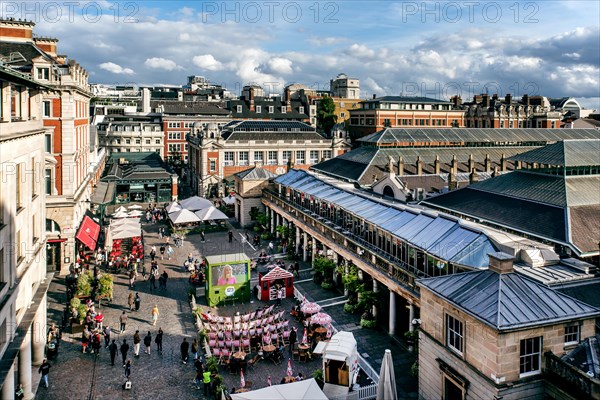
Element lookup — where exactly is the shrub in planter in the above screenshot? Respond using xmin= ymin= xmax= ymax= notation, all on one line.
xmin=76 ymin=304 xmax=88 ymax=324
xmin=343 ymin=302 xmax=359 ymax=314
xmin=260 ymin=233 xmax=270 ymax=240
xmin=206 ymin=356 xmax=219 ymax=374
xmin=321 ymin=281 xmax=334 ymax=290
xmin=97 ymin=274 xmax=113 ymax=301
xmin=360 ymin=318 xmax=377 ymax=328
xmin=76 ymin=272 xmax=93 ymax=297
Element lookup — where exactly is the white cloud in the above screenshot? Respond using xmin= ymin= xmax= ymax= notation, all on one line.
xmin=178 ymin=33 xmax=191 ymax=41
xmin=265 ymin=57 xmax=293 ymax=75
xmin=345 ymin=43 xmax=375 ymax=58
xmin=192 ymin=54 xmax=224 ymax=71
xmin=144 ymin=57 xmax=182 ymax=71
xmin=98 ymin=62 xmax=134 ymax=75
xmin=563 ymin=52 xmax=581 ymax=60
xmin=307 ymin=36 xmax=347 ymax=46
xmin=93 ymin=42 xmax=111 ymax=49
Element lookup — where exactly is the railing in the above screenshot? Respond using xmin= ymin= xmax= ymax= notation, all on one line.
xmin=264 ymin=190 xmax=420 ymax=298
xmin=358 ymin=383 xmax=378 ymax=400
xmin=358 ymin=355 xmax=380 ymax=384
xmin=545 ymin=351 xmax=600 ymax=399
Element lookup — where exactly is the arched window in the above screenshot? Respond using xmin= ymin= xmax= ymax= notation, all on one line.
xmin=45 ymin=219 xmax=60 ymax=233
xmin=383 ymin=185 xmax=395 ymax=198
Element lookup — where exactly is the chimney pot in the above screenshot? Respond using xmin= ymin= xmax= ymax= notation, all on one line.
xmin=373 ymin=94 xmax=376 ymax=99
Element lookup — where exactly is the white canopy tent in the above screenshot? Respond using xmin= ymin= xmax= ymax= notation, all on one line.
xmin=128 ymin=204 xmax=143 ymax=210
xmin=110 ymin=217 xmax=140 ymax=227
xmin=128 ymin=210 xmax=144 ymax=217
xmin=112 ymin=210 xmax=129 ymax=218
xmin=194 ymin=206 xmax=228 ymax=221
xmin=115 ymin=206 xmax=127 ymax=213
xmin=169 ymin=209 xmax=201 ymax=225
xmin=165 ymin=202 xmax=182 ymax=214
xmin=111 ymin=226 xmax=141 ymax=239
xmin=230 ymin=378 xmax=327 ymax=400
xmin=179 ymin=196 xmax=212 ymax=211
xmin=222 ymin=195 xmax=236 ymax=205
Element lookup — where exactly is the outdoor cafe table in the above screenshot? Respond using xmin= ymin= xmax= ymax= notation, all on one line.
xmin=314 ymin=327 xmax=327 ymax=335
xmin=283 ymin=376 xmax=296 ymax=383
xmin=233 ymin=351 xmax=246 ymax=360
xmin=263 ymin=344 xmax=276 ymax=353
xmin=298 ymin=343 xmax=310 ymax=351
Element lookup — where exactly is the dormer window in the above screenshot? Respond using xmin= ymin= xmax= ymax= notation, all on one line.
xmin=256 ymin=105 xmax=261 ymax=113
xmin=299 ymin=106 xmax=304 ymax=114
xmin=236 ymin=105 xmax=242 ymax=113
xmin=268 ymin=106 xmax=274 ymax=113
xmin=281 ymin=106 xmax=286 ymax=114
xmin=37 ymin=67 xmax=50 ymax=80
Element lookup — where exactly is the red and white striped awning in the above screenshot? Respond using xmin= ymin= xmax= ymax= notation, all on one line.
xmin=261 ymin=266 xmax=293 ymax=281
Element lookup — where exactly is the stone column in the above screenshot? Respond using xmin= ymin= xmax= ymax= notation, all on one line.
xmin=275 ymin=214 xmax=280 ymax=238
xmin=372 ymin=280 xmax=378 ymax=319
xmin=408 ymin=302 xmax=416 ymax=332
xmin=19 ymin=327 xmax=33 ymax=399
xmin=343 ymin=265 xmax=349 ymax=296
xmin=311 ymin=238 xmax=317 ymax=268
xmin=1 ymin=363 xmax=15 ymax=400
xmin=303 ymin=232 xmax=308 ymax=262
xmin=32 ymin=297 xmax=47 ymax=366
xmin=295 ymin=226 xmax=301 ymax=255
xmin=270 ymin=208 xmax=275 ymax=235
xmin=388 ymin=291 xmax=396 ymax=336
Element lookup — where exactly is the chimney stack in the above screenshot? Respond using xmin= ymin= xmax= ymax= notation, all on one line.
xmin=468 ymin=154 xmax=475 ymax=172
xmin=505 ymin=93 xmax=512 ymax=104
xmin=522 ymin=94 xmax=529 ymax=106
xmin=416 ymin=156 xmax=422 ymax=176
xmin=469 ymin=168 xmax=478 ymax=184
xmin=434 ymin=155 xmax=440 ymax=174
xmin=482 ymin=94 xmax=490 ymax=108
xmin=451 ymin=155 xmax=458 ymax=175
xmin=142 ymin=88 xmax=151 ymax=114
xmin=373 ymin=94 xmax=377 ymax=99
xmin=492 ymin=93 xmax=498 ymax=101
xmin=515 ymin=160 xmax=522 ymax=170
xmin=388 ymin=156 xmax=395 ymax=177
xmin=500 ymin=153 xmax=507 ymax=171
xmin=492 ymin=166 xmax=499 ymax=178
xmin=484 ymin=154 xmax=491 ymax=173
xmin=488 ymin=252 xmax=515 ymax=274
xmin=448 ymin=169 xmax=457 ymax=191
xmin=249 ymin=87 xmax=255 ymax=112
xmin=397 ymin=156 xmax=404 ymax=176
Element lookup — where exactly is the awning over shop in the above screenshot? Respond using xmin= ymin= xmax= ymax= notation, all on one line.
xmin=90 ymin=182 xmax=115 ymax=205
xmin=75 ymin=215 xmax=101 ymax=251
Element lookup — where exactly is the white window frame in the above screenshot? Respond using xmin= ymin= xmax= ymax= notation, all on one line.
xmin=299 ymin=106 xmax=304 ymax=114
xmin=519 ymin=336 xmax=542 ymax=377
xmin=281 ymin=106 xmax=286 ymax=114
xmin=236 ymin=105 xmax=242 ymax=113
xmin=296 ymin=150 xmax=305 ymax=164
xmin=253 ymin=151 xmax=263 ymax=162
xmin=446 ymin=314 xmax=464 ymax=356
xmin=224 ymin=151 xmax=234 ymax=166
xmin=268 ymin=106 xmax=274 ymax=114
xmin=564 ymin=325 xmax=580 ymax=346
xmin=268 ymin=151 xmax=278 ymax=165
xmin=43 ymin=100 xmax=51 ymax=117
xmin=282 ymin=150 xmax=292 ymax=162
xmin=322 ymin=150 xmax=332 ymax=160
xmin=209 ymin=159 xmax=216 ymax=172
xmin=238 ymin=151 xmax=249 ymax=166
xmin=37 ymin=67 xmax=50 ymax=80
xmin=256 ymin=105 xmax=262 ymax=113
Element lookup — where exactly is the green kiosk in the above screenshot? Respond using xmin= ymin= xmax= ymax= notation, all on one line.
xmin=205 ymin=253 xmax=251 ymax=307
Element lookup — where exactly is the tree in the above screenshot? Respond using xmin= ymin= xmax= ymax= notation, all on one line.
xmin=317 ymin=96 xmax=338 ymax=136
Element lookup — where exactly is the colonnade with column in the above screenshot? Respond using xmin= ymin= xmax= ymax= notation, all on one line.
xmin=263 ymin=203 xmax=419 ymax=337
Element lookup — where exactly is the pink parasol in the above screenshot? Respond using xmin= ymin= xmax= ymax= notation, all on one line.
xmin=287 ymin=358 xmax=293 ymax=376
xmin=310 ymin=312 xmax=332 ymax=326
xmin=301 ymin=328 xmax=308 ymax=344
xmin=300 ymin=302 xmax=321 ymax=315
xmin=240 ymin=369 xmax=245 ymax=388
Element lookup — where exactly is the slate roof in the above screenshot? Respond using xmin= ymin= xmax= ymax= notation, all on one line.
xmin=359 ymin=128 xmax=600 ymax=145
xmin=423 ymin=187 xmax=567 ymax=243
xmin=228 ymin=97 xmax=309 ymax=120
xmin=509 ymin=139 xmax=600 ymax=167
xmin=153 ymin=101 xmax=230 ymax=116
xmin=0 ymin=41 xmax=55 ymax=67
xmin=362 ymin=96 xmax=451 ymax=104
xmin=221 ymin=120 xmax=325 ymax=141
xmin=417 ymin=270 xmax=600 ymax=331
xmin=235 ymin=167 xmax=278 ymax=180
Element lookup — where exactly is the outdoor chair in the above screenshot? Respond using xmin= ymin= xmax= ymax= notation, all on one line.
xmin=208 ymin=339 xmax=217 ymax=347
xmin=249 ymin=311 xmax=256 ymax=320
xmin=218 ymin=340 xmax=225 ymax=348
xmin=242 ymin=339 xmax=251 ymax=352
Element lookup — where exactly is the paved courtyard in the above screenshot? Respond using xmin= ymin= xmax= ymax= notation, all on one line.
xmin=38 ymin=208 xmax=417 ymax=399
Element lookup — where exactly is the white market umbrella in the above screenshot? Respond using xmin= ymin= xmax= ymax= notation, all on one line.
xmin=115 ymin=206 xmax=127 ymax=213
xmin=204 ymin=338 xmax=212 ymax=358
xmin=128 ymin=204 xmax=143 ymax=210
xmin=376 ymin=349 xmax=398 ymax=400
xmin=112 ymin=210 xmax=129 ymax=218
xmin=222 ymin=195 xmax=236 ymax=205
xmin=310 ymin=312 xmax=332 ymax=326
xmin=128 ymin=210 xmax=144 ymax=217
xmin=165 ymin=202 xmax=182 ymax=214
xmin=169 ymin=209 xmax=201 ymax=224
xmin=111 ymin=226 xmax=141 ymax=239
xmin=180 ymin=196 xmax=212 ymax=211
xmin=111 ymin=218 xmax=140 ymax=227
xmin=194 ymin=206 xmax=228 ymax=221
xmin=301 ymin=302 xmax=321 ymax=315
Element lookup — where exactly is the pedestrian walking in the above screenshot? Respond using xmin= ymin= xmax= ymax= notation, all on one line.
xmin=133 ymin=330 xmax=141 ymax=357
xmin=166 ymin=244 xmax=174 ymax=260
xmin=155 ymin=327 xmax=163 ymax=353
xmin=181 ymin=337 xmax=190 ymax=364
xmin=268 ymin=241 xmax=274 ymax=254
xmin=191 ymin=338 xmax=198 ymax=361
xmin=203 ymin=370 xmax=211 ymax=396
xmin=119 ymin=312 xmax=128 ymax=333
xmin=38 ymin=359 xmax=51 ymax=388
xmin=144 ymin=332 xmax=152 ymax=355
xmin=289 ymin=327 xmax=297 ymax=353
xmin=128 ymin=269 xmax=135 ymax=288
xmin=162 ymin=271 xmax=169 ymax=290
xmin=160 ymin=245 xmax=165 ymax=260
xmin=158 ymin=227 xmax=163 ymax=239
xmin=149 ymin=273 xmax=157 ymax=290
xmin=103 ymin=326 xmax=111 ymax=348
xmin=128 ymin=293 xmax=134 ymax=310
xmin=228 ymin=230 xmax=233 ymax=243
xmin=200 ymin=230 xmax=205 ymax=242
xmin=150 ymin=247 xmax=156 ymax=261
xmin=124 ymin=359 xmax=132 ymax=379
xmin=120 ymin=339 xmax=130 ymax=366
xmin=151 ymin=305 xmax=160 ymax=326
xmin=109 ymin=339 xmax=118 ymax=366
xmin=15 ymin=384 xmax=24 ymax=399
xmin=134 ymin=293 xmax=141 ymax=311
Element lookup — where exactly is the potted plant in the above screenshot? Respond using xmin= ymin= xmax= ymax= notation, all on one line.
xmin=76 ymin=271 xmax=93 ymax=298
xmin=358 ymin=289 xmax=377 ymax=329
xmin=312 ymin=368 xmax=325 ymax=388
xmin=313 ymin=257 xmax=335 ymax=286
xmin=97 ymin=274 xmax=113 ymax=304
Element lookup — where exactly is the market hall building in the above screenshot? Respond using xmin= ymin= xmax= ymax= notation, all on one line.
xmin=261 ymin=168 xmax=570 ymax=336
xmin=97 ymin=152 xmax=179 ymax=205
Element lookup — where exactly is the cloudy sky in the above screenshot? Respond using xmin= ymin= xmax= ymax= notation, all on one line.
xmin=8 ymin=0 xmax=599 ymax=109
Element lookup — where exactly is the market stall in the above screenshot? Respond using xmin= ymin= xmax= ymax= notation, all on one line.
xmin=322 ymin=331 xmax=359 ymax=389
xmin=256 ymin=266 xmax=294 ymax=301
